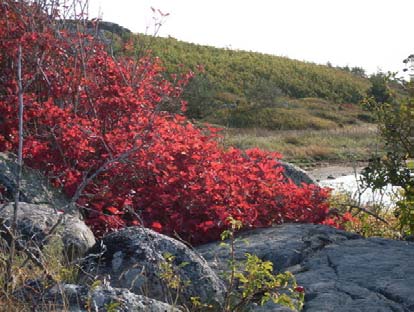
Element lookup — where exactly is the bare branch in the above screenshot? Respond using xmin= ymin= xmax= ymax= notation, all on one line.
xmin=1 ymin=223 xmax=49 ymax=274
xmin=339 ymin=203 xmax=390 ymax=225
xmin=5 ymin=43 xmax=24 ymax=292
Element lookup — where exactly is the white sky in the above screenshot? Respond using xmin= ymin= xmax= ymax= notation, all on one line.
xmin=88 ymin=0 xmax=414 ymax=77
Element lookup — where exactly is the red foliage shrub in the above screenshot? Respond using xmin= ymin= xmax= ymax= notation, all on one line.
xmin=0 ymin=1 xmax=341 ymax=244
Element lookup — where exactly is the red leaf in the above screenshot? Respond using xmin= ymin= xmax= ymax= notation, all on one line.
xmin=151 ymin=221 xmax=163 ymax=232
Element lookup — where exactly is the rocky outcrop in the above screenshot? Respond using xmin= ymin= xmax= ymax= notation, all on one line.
xmin=0 ymin=153 xmax=72 ymax=212
xmin=0 ymin=153 xmax=95 ymax=260
xmin=83 ymin=227 xmax=226 ymax=309
xmin=0 ymin=202 xmax=95 ymax=261
xmin=196 ymin=224 xmax=414 ymax=312
xmin=10 ymin=221 xmax=414 ymax=311
xmin=277 ymin=161 xmax=317 ymax=186
xmin=18 ymin=282 xmax=182 ymax=312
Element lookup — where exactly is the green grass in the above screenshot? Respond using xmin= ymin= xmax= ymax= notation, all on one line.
xmin=204 ymin=98 xmax=374 ymax=131
xmin=129 ymin=35 xmax=370 ymax=105
xmin=222 ymin=124 xmax=379 ymax=167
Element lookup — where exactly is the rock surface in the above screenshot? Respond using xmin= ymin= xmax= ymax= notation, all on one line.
xmin=18 ymin=282 xmax=182 ymax=312
xmin=197 ymin=224 xmax=414 ymax=312
xmin=0 ymin=202 xmax=95 ymax=260
xmin=83 ymin=227 xmax=225 ymax=308
xmin=278 ymin=161 xmax=317 ymax=186
xmin=0 ymin=153 xmax=71 ymax=212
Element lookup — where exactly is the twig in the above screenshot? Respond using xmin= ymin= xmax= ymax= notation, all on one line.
xmin=67 ymin=144 xmax=140 ymax=209
xmin=339 ymin=203 xmax=389 ymax=225
xmin=1 ymin=223 xmax=49 ymax=275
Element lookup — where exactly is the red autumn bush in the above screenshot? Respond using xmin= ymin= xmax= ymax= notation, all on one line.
xmin=0 ymin=1 xmax=339 ymax=244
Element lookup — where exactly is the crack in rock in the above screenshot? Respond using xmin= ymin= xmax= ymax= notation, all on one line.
xmin=326 ymin=255 xmax=339 ymax=277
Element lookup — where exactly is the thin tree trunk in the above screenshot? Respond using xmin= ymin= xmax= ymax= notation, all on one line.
xmin=5 ymin=44 xmax=24 ymax=292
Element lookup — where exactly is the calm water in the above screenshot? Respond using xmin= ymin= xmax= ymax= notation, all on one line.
xmin=319 ymin=174 xmax=400 ymax=208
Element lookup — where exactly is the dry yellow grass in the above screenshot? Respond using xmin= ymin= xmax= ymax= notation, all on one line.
xmin=222 ymin=124 xmax=379 ymax=166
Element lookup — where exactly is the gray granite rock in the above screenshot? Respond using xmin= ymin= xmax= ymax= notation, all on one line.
xmin=0 ymin=153 xmax=72 ymax=212
xmin=196 ymin=224 xmax=414 ymax=312
xmin=297 ymin=237 xmax=414 ymax=312
xmin=83 ymin=226 xmax=225 ymax=309
xmin=197 ymin=224 xmax=358 ymax=275
xmin=277 ymin=161 xmax=317 ymax=186
xmin=0 ymin=202 xmax=95 ymax=261
xmin=18 ymin=282 xmax=182 ymax=312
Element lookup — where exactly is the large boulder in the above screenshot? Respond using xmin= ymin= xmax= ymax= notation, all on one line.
xmin=0 ymin=202 xmax=95 ymax=261
xmin=83 ymin=227 xmax=225 ymax=309
xmin=197 ymin=224 xmax=414 ymax=312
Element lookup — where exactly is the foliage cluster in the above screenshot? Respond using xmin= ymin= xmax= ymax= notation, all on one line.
xmin=333 ymin=64 xmax=367 ymax=79
xmin=361 ymin=74 xmax=414 ymax=235
xmin=0 ymin=0 xmax=347 ymax=245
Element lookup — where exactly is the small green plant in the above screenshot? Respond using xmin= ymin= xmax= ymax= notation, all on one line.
xmin=158 ymin=252 xmax=191 ymax=310
xmin=158 ymin=253 xmax=215 ymax=311
xmin=104 ymin=301 xmax=121 ymax=312
xmin=221 ymin=217 xmax=304 ymax=312
xmin=89 ymin=279 xmax=102 ymax=291
xmin=189 ymin=296 xmax=214 ymax=311
xmin=159 ymin=252 xmax=188 ymax=291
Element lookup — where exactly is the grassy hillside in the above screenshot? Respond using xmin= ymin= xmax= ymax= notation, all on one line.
xmin=100 ymin=27 xmax=373 ymax=131
xmin=205 ymin=97 xmax=374 ymax=130
xmin=135 ymin=35 xmax=370 ymax=103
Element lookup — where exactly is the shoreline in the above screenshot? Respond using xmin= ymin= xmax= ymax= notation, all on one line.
xmin=305 ymin=162 xmax=367 ymax=181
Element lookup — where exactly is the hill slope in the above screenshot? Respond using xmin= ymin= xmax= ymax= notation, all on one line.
xmin=98 ymin=22 xmax=373 ymax=130
xmin=138 ymin=35 xmax=369 ymax=102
